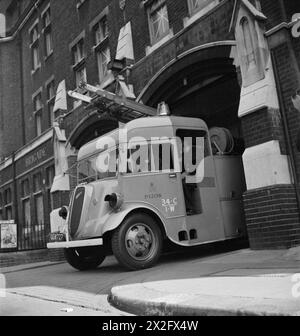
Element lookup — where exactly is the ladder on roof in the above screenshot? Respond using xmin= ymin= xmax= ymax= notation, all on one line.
xmin=68 ymin=82 xmax=158 ymax=123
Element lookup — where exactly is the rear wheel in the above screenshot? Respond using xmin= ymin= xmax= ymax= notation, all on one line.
xmin=112 ymin=213 xmax=163 ymax=271
xmin=64 ymin=246 xmax=106 ymax=271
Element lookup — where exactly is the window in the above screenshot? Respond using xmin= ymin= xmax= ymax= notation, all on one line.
xmin=72 ymin=39 xmax=85 ymax=65
xmin=21 ymin=179 xmax=30 ymax=198
xmin=94 ymin=16 xmax=108 ymax=45
xmin=33 ymin=92 xmax=43 ymax=137
xmin=92 ymin=15 xmax=111 ymax=84
xmin=72 ymin=39 xmax=87 ymax=89
xmin=240 ymin=17 xmax=256 ymax=69
xmin=96 ymin=47 xmax=111 ymax=83
xmin=42 ymin=7 xmax=53 ymax=57
xmin=75 ymin=67 xmax=87 ymax=88
xmin=21 ymin=179 xmax=31 ymax=231
xmin=147 ymin=0 xmax=170 ymax=45
xmin=33 ymin=173 xmax=44 ymax=229
xmin=187 ymin=0 xmax=218 ymax=16
xmin=46 ymin=79 xmax=55 ymax=125
xmin=4 ymin=188 xmax=13 ymax=220
xmin=33 ymin=173 xmax=42 ymax=193
xmin=176 ymin=129 xmax=210 ymax=174
xmin=30 ymin=23 xmax=40 ymax=71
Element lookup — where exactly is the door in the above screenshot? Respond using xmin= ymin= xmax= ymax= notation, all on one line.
xmin=176 ymin=128 xmax=225 ymax=245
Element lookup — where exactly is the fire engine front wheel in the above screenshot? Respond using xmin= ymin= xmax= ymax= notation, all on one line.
xmin=112 ymin=213 xmax=163 ymax=271
xmin=64 ymin=247 xmax=106 ymax=271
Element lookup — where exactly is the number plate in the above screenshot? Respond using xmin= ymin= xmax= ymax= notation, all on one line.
xmin=49 ymin=232 xmax=66 ymax=242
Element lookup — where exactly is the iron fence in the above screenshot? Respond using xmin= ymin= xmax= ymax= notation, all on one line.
xmin=18 ymin=223 xmax=47 ymax=251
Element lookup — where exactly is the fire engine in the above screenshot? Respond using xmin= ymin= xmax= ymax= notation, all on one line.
xmin=47 ymin=83 xmax=247 ymax=271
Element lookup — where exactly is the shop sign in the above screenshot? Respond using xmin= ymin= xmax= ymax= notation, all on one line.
xmin=15 ymin=140 xmax=53 ymax=176
xmin=0 ymin=221 xmax=17 ymax=249
xmin=291 ymin=13 xmax=300 ymax=38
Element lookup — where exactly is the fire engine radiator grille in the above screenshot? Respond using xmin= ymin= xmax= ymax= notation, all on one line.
xmin=69 ymin=187 xmax=85 ymax=239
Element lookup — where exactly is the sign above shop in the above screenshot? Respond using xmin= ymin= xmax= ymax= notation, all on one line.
xmin=291 ymin=13 xmax=300 ymax=38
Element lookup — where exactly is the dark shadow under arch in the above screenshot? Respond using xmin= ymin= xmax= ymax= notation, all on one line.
xmin=68 ymin=111 xmax=119 ymax=150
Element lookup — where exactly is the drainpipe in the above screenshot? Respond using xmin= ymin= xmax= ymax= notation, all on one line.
xmin=270 ymin=50 xmax=300 ymax=211
xmin=17 ymin=34 xmax=26 ymax=146
xmin=12 ymin=152 xmax=19 ymax=249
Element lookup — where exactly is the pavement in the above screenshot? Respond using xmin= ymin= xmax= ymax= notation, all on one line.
xmin=1 ymin=244 xmax=300 ymax=316
xmin=109 ymin=247 xmax=300 ymax=316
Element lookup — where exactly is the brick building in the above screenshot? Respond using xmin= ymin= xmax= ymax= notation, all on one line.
xmin=0 ymin=0 xmax=299 ymax=254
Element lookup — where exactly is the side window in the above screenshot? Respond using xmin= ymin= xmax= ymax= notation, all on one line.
xmin=176 ymin=129 xmax=209 ymax=174
xmin=126 ymin=140 xmax=175 ymax=174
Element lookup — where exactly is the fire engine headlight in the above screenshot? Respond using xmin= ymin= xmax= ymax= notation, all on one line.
xmin=105 ymin=193 xmax=123 ymax=210
xmin=59 ymin=206 xmax=68 ymax=220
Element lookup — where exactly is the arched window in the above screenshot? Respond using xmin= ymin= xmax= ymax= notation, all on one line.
xmin=0 ymin=13 xmax=6 ymax=38
xmin=240 ymin=17 xmax=256 ymax=68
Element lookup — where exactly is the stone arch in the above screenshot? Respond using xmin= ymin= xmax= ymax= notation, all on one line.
xmin=137 ymin=42 xmax=243 ymax=141
xmin=67 ymin=111 xmax=119 ymax=150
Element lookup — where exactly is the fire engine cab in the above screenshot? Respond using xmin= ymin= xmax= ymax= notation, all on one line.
xmin=47 ymin=84 xmax=247 ymax=271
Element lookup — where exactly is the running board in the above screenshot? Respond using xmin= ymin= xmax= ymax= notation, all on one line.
xmin=47 ymin=238 xmax=103 ymax=249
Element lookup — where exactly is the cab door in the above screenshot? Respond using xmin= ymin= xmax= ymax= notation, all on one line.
xmin=176 ymin=128 xmax=225 ymax=245
xmin=119 ymin=138 xmax=186 ymax=220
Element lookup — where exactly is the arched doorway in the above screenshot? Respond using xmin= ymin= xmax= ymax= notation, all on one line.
xmin=138 ymin=42 xmax=243 ymax=151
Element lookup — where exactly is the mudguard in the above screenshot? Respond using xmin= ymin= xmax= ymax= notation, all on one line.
xmin=100 ymin=202 xmax=166 ymax=237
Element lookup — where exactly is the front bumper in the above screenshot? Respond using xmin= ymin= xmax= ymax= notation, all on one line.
xmin=47 ymin=238 xmax=103 ymax=249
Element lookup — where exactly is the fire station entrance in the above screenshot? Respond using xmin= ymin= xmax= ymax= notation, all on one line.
xmin=138 ymin=43 xmax=244 ymax=156
xmin=137 ymin=42 xmax=247 ymax=237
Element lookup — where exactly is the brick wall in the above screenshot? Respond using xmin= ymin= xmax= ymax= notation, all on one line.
xmin=271 ymin=42 xmax=300 ymax=182
xmin=241 ymin=107 xmax=286 ymax=154
xmin=244 ymin=185 xmax=300 ymax=249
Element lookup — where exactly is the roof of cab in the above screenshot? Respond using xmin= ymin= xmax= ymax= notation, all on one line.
xmin=78 ymin=116 xmax=208 ymax=161
xmin=126 ymin=116 xmax=208 ymax=131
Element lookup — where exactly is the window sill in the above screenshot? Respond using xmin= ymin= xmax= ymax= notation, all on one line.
xmin=31 ymin=65 xmax=41 ymax=76
xmin=146 ymin=29 xmax=174 ymax=56
xmin=44 ymin=51 xmax=53 ymax=62
xmin=77 ymin=0 xmax=87 ymax=10
xmin=97 ymin=71 xmax=115 ymax=89
xmin=93 ymin=37 xmax=109 ymax=52
xmin=72 ymin=58 xmax=86 ymax=71
xmin=183 ymin=0 xmax=221 ymax=29
xmin=33 ymin=107 xmax=44 ymax=115
xmin=42 ymin=24 xmax=51 ymax=34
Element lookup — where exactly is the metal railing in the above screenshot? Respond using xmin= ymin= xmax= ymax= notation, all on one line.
xmin=18 ymin=223 xmax=47 ymax=251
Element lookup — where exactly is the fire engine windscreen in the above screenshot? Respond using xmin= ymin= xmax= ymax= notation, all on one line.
xmin=78 ymin=149 xmax=117 ymax=184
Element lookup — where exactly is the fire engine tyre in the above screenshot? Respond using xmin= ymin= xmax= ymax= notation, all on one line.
xmin=112 ymin=213 xmax=163 ymax=271
xmin=64 ymin=247 xmax=106 ymax=271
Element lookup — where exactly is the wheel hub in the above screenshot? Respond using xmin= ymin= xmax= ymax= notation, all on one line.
xmin=125 ymin=224 xmax=155 ymax=261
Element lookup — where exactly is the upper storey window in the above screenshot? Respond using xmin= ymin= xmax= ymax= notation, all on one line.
xmin=30 ymin=22 xmax=40 ymax=71
xmin=94 ymin=16 xmax=108 ymax=46
xmin=42 ymin=6 xmax=53 ymax=58
xmin=72 ymin=39 xmax=85 ymax=65
xmin=184 ymin=0 xmax=222 ymax=28
xmin=188 ymin=0 xmax=220 ymax=16
xmin=147 ymin=0 xmax=170 ymax=45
